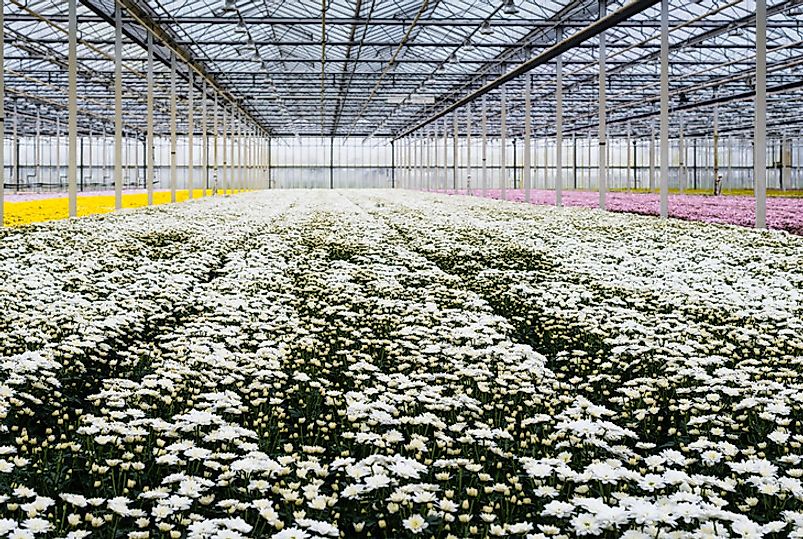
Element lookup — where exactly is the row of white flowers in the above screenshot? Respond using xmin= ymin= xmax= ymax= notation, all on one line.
xmin=0 ymin=190 xmax=801 ymax=539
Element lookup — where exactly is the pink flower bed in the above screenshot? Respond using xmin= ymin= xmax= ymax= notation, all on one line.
xmin=437 ymin=189 xmax=803 ymax=235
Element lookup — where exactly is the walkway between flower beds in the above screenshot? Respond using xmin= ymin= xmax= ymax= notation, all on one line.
xmin=438 ymin=188 xmax=803 ymax=235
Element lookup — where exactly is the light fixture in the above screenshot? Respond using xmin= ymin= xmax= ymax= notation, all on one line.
xmin=503 ymin=0 xmax=519 ymax=16
xmin=235 ymin=20 xmax=246 ymax=33
xmin=480 ymin=21 xmax=494 ymax=35
xmin=222 ymin=0 xmax=237 ymax=13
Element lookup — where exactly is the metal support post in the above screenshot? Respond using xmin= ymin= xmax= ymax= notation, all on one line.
xmin=659 ymin=0 xmax=669 ymax=218
xmin=146 ymin=32 xmax=155 ymax=205
xmin=556 ymin=46 xmax=564 ymax=207
xmin=0 ymin=4 xmax=4 ymax=223
xmin=755 ymin=0 xmax=767 ymax=228
xmin=466 ymin=104 xmax=472 ymax=194
xmin=598 ymin=0 xmax=607 ymax=210
xmin=453 ymin=113 xmax=459 ymax=190
xmin=202 ymin=81 xmax=208 ymax=195
xmin=500 ymin=85 xmax=507 ymax=200
xmin=188 ymin=70 xmax=194 ymax=198
xmin=649 ymin=122 xmax=656 ymax=192
xmin=67 ymin=0 xmax=78 ymax=217
xmin=481 ymin=96 xmax=488 ymax=197
xmin=523 ymin=76 xmax=532 ymax=203
xmin=170 ymin=53 xmax=178 ymax=202
xmin=442 ymin=118 xmax=448 ymax=191
xmin=114 ymin=2 xmax=123 ymax=209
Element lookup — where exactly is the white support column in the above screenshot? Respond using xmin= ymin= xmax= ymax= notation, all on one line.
xmin=35 ymin=111 xmax=41 ymax=187
xmin=229 ymin=111 xmax=236 ymax=193
xmin=556 ymin=47 xmax=564 ymax=207
xmin=188 ymin=70 xmax=195 ymax=198
xmin=419 ymin=133 xmax=424 ymax=191
xmin=202 ymin=81 xmax=208 ymax=196
xmin=401 ymin=137 xmax=406 ymax=189
xmin=222 ymin=105 xmax=228 ymax=195
xmin=0 ymin=3 xmax=4 ymax=224
xmin=231 ymin=112 xmax=236 ymax=193
xmin=433 ymin=124 xmax=439 ymax=191
xmin=442 ymin=118 xmax=448 ymax=191
xmin=418 ymin=134 xmax=422 ymax=190
xmin=713 ymin=104 xmax=720 ymax=194
xmin=238 ymin=118 xmax=244 ymax=192
xmin=782 ymin=136 xmax=791 ymax=191
xmin=659 ymin=0 xmax=669 ymax=219
xmin=481 ymin=96 xmax=488 ymax=197
xmin=534 ymin=134 xmax=539 ymax=191
xmin=409 ymin=136 xmax=414 ymax=190
xmin=248 ymin=127 xmax=253 ymax=191
xmin=398 ymin=138 xmax=404 ymax=189
xmin=406 ymin=136 xmax=412 ymax=189
xmin=146 ymin=32 xmax=155 ymax=206
xmin=427 ymin=131 xmax=433 ymax=191
xmin=238 ymin=121 xmax=243 ymax=192
xmin=12 ymin=105 xmax=17 ymax=192
xmin=543 ymin=136 xmax=549 ymax=191
xmin=626 ymin=124 xmax=632 ymax=191
xmin=67 ymin=0 xmax=78 ymax=217
xmin=466 ymin=104 xmax=472 ymax=194
xmin=399 ymin=137 xmax=404 ymax=189
xmin=421 ymin=133 xmax=427 ymax=190
xmin=500 ymin=85 xmax=507 ymax=200
xmin=649 ymin=122 xmax=656 ymax=192
xmin=114 ymin=2 xmax=123 ymax=210
xmin=727 ymin=135 xmax=733 ymax=188
xmin=410 ymin=133 xmax=418 ymax=191
xmin=170 ymin=53 xmax=178 ymax=202
xmin=88 ymin=126 xmax=93 ymax=190
xmin=598 ymin=0 xmax=607 ymax=210
xmin=213 ymin=94 xmax=219 ymax=195
xmin=586 ymin=132 xmax=592 ymax=189
xmin=523 ymin=76 xmax=532 ymax=203
xmin=755 ymin=0 xmax=767 ymax=229
xmin=453 ymin=113 xmax=459 ymax=190
xmin=56 ymin=117 xmax=61 ymax=187
xmin=679 ymin=113 xmax=686 ymax=194
xmin=572 ymin=132 xmax=576 ymax=190
xmin=243 ymin=127 xmax=248 ymax=191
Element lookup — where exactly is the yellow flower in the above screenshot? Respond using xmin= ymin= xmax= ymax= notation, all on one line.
xmin=3 ymin=190 xmax=245 ymax=227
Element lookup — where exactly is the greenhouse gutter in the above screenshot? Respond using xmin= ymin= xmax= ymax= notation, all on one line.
xmin=395 ymin=0 xmax=661 ymax=140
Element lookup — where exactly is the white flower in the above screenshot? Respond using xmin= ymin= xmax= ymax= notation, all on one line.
xmin=271 ymin=528 xmax=310 ymax=539
xmin=541 ymin=501 xmax=574 ymax=519
xmin=403 ymin=514 xmax=429 ymax=534
xmin=571 ymin=514 xmax=602 ymax=536
xmin=768 ymin=431 xmax=790 ymax=444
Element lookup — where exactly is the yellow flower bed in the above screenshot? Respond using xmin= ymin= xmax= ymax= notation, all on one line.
xmin=3 ymin=190 xmax=243 ymax=227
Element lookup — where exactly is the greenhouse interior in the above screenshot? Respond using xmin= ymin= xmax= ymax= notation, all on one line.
xmin=1 ymin=0 xmax=803 ymax=538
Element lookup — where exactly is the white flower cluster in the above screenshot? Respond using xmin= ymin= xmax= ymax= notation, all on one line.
xmin=0 ymin=190 xmax=801 ymax=538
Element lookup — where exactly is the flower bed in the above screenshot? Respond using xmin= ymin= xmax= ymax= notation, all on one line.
xmin=3 ymin=190 xmax=225 ymax=227
xmin=1 ymin=190 xmax=802 ymax=538
xmin=439 ymin=189 xmax=803 ymax=235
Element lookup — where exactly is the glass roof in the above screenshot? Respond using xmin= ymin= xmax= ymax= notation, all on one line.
xmin=4 ymin=0 xmax=803 ymax=139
